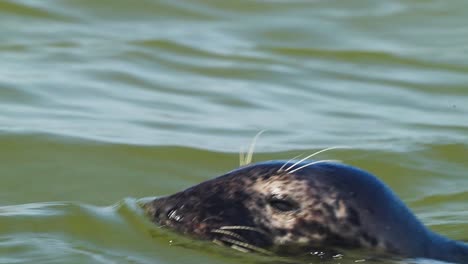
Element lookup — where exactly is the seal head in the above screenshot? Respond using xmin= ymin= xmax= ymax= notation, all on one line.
xmin=144 ymin=161 xmax=468 ymax=262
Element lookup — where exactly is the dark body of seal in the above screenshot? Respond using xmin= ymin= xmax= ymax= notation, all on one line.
xmin=144 ymin=161 xmax=468 ymax=263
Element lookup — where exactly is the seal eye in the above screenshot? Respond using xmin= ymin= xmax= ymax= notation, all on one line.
xmin=268 ymin=195 xmax=299 ymax=212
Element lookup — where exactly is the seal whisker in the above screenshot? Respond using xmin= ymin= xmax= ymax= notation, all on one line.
xmin=219 ymin=225 xmax=269 ymax=236
xmin=239 ymin=146 xmax=246 ymax=166
xmin=288 ymin=159 xmax=341 ymax=174
xmin=241 ymin=130 xmax=266 ymax=166
xmin=218 ymin=237 xmax=273 ymax=255
xmin=211 ymin=229 xmax=247 ymax=242
xmin=284 ymin=146 xmax=349 ymax=172
xmin=230 ymin=244 xmax=251 ymax=253
xmin=201 ymin=216 xmax=223 ymax=223
xmin=213 ymin=238 xmax=226 ymax=247
xmin=278 ymin=154 xmax=304 ymax=172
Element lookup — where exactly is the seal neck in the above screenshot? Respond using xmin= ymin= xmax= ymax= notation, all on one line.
xmin=427 ymin=233 xmax=468 ymax=263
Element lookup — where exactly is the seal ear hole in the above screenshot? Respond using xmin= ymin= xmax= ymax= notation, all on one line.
xmin=267 ymin=195 xmax=299 ymax=212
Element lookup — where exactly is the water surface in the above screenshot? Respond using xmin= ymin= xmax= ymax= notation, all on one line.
xmin=1 ymin=0 xmax=467 ymax=263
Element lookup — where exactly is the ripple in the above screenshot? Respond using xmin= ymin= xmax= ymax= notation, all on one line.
xmin=1 ymin=0 xmax=468 ymax=262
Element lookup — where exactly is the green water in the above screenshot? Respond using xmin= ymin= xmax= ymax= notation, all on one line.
xmin=1 ymin=0 xmax=468 ymax=263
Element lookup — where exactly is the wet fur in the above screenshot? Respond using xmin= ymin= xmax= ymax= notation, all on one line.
xmin=144 ymin=161 xmax=468 ymax=263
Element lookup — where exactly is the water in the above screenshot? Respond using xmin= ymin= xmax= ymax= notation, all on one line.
xmin=1 ymin=0 xmax=467 ymax=263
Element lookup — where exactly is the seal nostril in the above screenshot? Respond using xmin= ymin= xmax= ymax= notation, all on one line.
xmin=153 ymin=203 xmax=178 ymax=221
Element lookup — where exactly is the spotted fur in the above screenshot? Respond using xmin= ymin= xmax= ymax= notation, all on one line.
xmin=144 ymin=160 xmax=468 ymax=263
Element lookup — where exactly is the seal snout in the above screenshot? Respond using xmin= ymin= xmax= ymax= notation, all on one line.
xmin=146 ymin=196 xmax=188 ymax=227
xmin=154 ymin=201 xmax=179 ymax=222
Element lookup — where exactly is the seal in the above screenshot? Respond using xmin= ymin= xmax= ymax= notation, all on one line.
xmin=144 ymin=160 xmax=468 ymax=263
